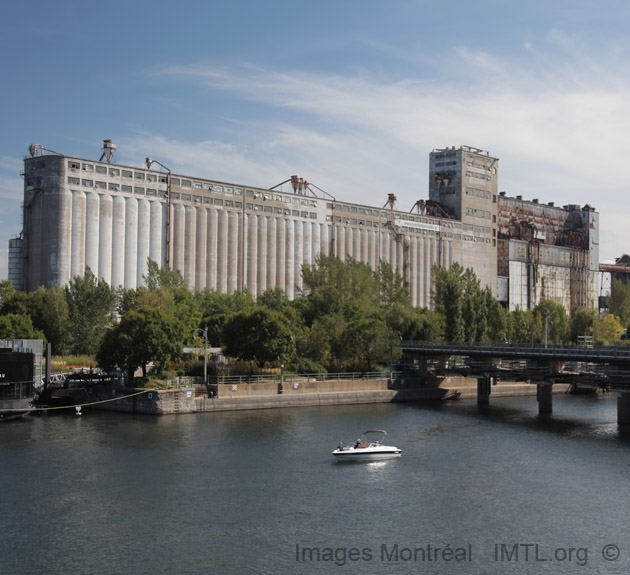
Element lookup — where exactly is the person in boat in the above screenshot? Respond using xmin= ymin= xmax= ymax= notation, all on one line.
xmin=338 ymin=442 xmax=344 ymax=451
xmin=354 ymin=438 xmax=362 ymax=449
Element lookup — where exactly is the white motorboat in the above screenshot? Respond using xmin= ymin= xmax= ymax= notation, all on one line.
xmin=332 ymin=429 xmax=402 ymax=461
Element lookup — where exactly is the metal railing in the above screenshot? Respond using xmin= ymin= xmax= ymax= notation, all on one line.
xmin=401 ymin=341 xmax=630 ymax=364
xmin=208 ymin=371 xmax=393 ymax=386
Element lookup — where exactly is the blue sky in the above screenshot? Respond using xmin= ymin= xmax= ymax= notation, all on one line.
xmin=2 ymin=0 xmax=629 ymax=279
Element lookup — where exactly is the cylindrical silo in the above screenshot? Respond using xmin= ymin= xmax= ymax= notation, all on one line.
xmin=367 ymin=230 xmax=375 ymax=270
xmin=336 ymin=225 xmax=345 ymax=262
xmin=195 ymin=204 xmax=207 ymax=291
xmin=227 ymin=211 xmax=238 ymax=294
xmin=345 ymin=227 xmax=353 ymax=261
xmin=217 ymin=210 xmax=228 ymax=293
xmin=98 ymin=194 xmax=113 ymax=285
xmin=417 ymin=236 xmax=425 ymax=308
xmin=70 ymin=190 xmax=86 ymax=280
xmin=111 ymin=196 xmax=126 ymax=287
xmin=257 ymin=215 xmax=267 ymax=296
xmin=149 ymin=199 xmax=163 ymax=268
xmin=184 ymin=205 xmax=197 ymax=289
xmin=26 ymin=187 xmax=43 ymax=290
xmin=137 ymin=198 xmax=151 ymax=286
xmin=172 ymin=204 xmax=186 ymax=278
xmin=42 ymin=186 xmax=73 ymax=288
xmin=85 ymin=192 xmax=100 ymax=274
xmin=124 ymin=196 xmax=138 ymax=290
xmin=312 ymin=221 xmax=320 ymax=264
xmin=206 ymin=208 xmax=218 ymax=291
xmin=285 ymin=219 xmax=295 ymax=299
xmin=409 ymin=237 xmax=418 ymax=307
xmin=276 ymin=217 xmax=286 ymax=290
xmin=293 ymin=219 xmax=303 ymax=293
xmin=246 ymin=213 xmax=258 ymax=295
xmin=266 ymin=216 xmax=276 ymax=289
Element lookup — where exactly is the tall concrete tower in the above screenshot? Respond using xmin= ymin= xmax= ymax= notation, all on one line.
xmin=428 ymin=145 xmax=499 ymax=293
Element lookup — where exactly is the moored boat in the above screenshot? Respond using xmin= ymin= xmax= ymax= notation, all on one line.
xmin=0 ymin=341 xmax=40 ymax=421
xmin=332 ymin=429 xmax=402 ymax=461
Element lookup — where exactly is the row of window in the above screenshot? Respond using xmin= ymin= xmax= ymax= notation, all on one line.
xmin=433 ymin=161 xmax=458 ymax=168
xmin=465 ymin=187 xmax=492 ymax=200
xmin=465 ymin=207 xmax=493 ymax=220
xmin=466 ymin=170 xmax=492 ymax=181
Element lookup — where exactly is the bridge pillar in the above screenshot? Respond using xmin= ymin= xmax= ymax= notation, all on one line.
xmin=536 ymin=383 xmax=553 ymax=414
xmin=477 ymin=376 xmax=491 ymax=405
xmin=617 ymin=392 xmax=630 ymax=425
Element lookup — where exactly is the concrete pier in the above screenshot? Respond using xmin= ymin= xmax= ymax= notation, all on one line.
xmin=536 ymin=383 xmax=553 ymax=414
xmin=618 ymin=391 xmax=630 ymax=425
xmin=477 ymin=376 xmax=491 ymax=405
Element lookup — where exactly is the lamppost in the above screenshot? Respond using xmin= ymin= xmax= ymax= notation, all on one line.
xmin=202 ymin=324 xmax=208 ymax=385
xmin=145 ymin=157 xmax=172 ymax=268
xmin=279 ymin=334 xmax=293 ymax=394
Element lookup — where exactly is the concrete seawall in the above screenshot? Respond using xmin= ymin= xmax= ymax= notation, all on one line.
xmin=74 ymin=377 xmax=572 ymax=415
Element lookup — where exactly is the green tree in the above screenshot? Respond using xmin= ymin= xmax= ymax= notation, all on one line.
xmin=593 ymin=313 xmax=623 ymax=345
xmin=569 ymin=307 xmax=597 ymax=343
xmin=143 ymin=260 xmax=201 ymax=340
xmin=0 ymin=280 xmax=16 ymax=309
xmin=378 ymin=261 xmax=410 ymax=307
xmin=300 ymin=254 xmax=379 ymax=325
xmin=507 ymin=308 xmax=534 ymax=344
xmin=29 ymin=286 xmax=70 ymax=354
xmin=0 ymin=313 xmax=45 ymax=341
xmin=222 ymin=307 xmax=292 ymax=368
xmin=532 ymin=300 xmax=569 ymax=345
xmin=609 ymin=279 xmax=630 ymax=326
xmin=65 ymin=268 xmax=115 ymax=354
xmin=343 ymin=303 xmax=390 ymax=370
xmin=432 ymin=263 xmax=465 ymax=341
xmin=195 ymin=289 xmax=255 ymax=347
xmin=386 ymin=304 xmax=443 ymax=342
xmin=97 ymin=306 xmax=183 ymax=378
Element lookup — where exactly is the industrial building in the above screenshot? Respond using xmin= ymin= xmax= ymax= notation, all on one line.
xmin=9 ymin=142 xmax=599 ymax=314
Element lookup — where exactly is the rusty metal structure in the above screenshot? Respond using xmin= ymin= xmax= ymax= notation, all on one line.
xmin=496 ymin=193 xmax=598 ymax=312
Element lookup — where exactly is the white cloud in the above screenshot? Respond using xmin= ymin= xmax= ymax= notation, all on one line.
xmin=152 ymin=50 xmax=630 ymax=263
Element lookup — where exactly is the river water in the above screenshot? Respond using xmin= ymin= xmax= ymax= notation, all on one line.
xmin=2 ymin=394 xmax=630 ymax=575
